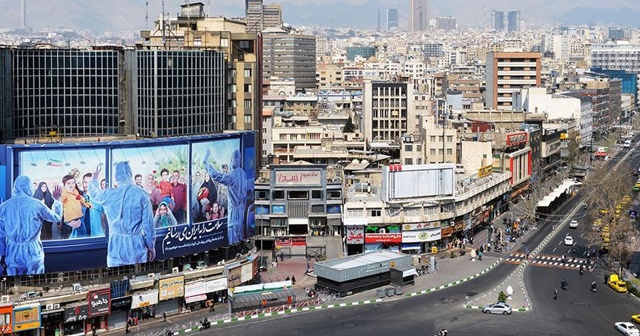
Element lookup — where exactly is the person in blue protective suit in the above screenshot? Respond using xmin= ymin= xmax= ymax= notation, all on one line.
xmin=87 ymin=162 xmax=156 ymax=267
xmin=202 ymin=149 xmax=251 ymax=245
xmin=0 ymin=175 xmax=63 ymax=275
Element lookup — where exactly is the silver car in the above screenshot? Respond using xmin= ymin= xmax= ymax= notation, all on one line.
xmin=482 ymin=303 xmax=512 ymax=315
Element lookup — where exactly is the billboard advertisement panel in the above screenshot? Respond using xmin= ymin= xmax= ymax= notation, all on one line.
xmin=0 ymin=132 xmax=256 ymax=275
xmin=13 ymin=305 xmax=40 ymax=332
xmin=381 ymin=163 xmax=455 ymax=202
xmin=158 ymin=276 xmax=185 ymax=301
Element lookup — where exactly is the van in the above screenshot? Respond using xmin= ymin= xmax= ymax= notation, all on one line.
xmin=624 ymin=140 xmax=632 ymax=148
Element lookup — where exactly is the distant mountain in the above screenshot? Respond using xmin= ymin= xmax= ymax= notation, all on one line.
xmin=0 ymin=0 xmax=638 ymax=34
xmin=557 ymin=6 xmax=640 ymax=27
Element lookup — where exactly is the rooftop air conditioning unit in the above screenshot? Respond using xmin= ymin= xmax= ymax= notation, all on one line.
xmin=72 ymin=283 xmax=82 ymax=292
xmin=172 ymin=267 xmax=179 ymax=274
xmin=0 ymin=296 xmax=9 ymax=303
xmin=147 ymin=273 xmax=155 ymax=279
xmin=46 ymin=304 xmax=54 ymax=310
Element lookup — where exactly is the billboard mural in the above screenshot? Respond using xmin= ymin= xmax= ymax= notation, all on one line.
xmin=0 ymin=132 xmax=256 ymax=275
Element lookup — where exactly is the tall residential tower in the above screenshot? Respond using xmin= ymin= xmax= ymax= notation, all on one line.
xmin=409 ymin=0 xmax=429 ymax=32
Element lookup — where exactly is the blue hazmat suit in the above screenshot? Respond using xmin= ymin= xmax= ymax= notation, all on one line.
xmin=203 ymin=149 xmax=250 ymax=245
xmin=87 ymin=162 xmax=156 ymax=267
xmin=0 ymin=175 xmax=63 ymax=275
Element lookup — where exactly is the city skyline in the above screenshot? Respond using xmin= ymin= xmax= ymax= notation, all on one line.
xmin=0 ymin=0 xmax=638 ymax=34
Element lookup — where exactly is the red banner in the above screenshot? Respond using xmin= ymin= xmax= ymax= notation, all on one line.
xmin=506 ymin=132 xmax=527 ymax=146
xmin=346 ymin=226 xmax=364 ymax=244
xmin=365 ymin=233 xmax=402 ymax=244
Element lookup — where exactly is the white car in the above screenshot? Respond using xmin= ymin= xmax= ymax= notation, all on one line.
xmin=615 ymin=322 xmax=640 ymax=336
xmin=569 ymin=220 xmax=579 ymax=229
xmin=482 ymin=303 xmax=512 ymax=315
xmin=564 ymin=235 xmax=574 ymax=246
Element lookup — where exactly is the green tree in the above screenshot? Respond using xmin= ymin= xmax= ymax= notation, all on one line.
xmin=498 ymin=291 xmax=507 ymax=302
xmin=343 ymin=116 xmax=356 ymax=133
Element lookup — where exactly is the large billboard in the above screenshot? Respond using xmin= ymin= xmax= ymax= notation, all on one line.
xmin=380 ymin=163 xmax=455 ymax=202
xmin=0 ymin=132 xmax=256 ymax=275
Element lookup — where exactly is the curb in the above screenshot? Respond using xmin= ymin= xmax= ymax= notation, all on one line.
xmin=406 ymin=258 xmax=503 ymax=297
xmin=462 ymin=260 xmax=531 ymax=312
xmin=169 ymin=260 xmax=503 ymax=331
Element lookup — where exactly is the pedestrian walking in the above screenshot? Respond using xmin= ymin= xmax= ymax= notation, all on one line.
xmin=162 ymin=312 xmax=167 ymax=322
xmin=280 ymin=251 xmax=284 ymax=262
xmin=434 ymin=259 xmax=438 ymax=271
xmin=525 ymin=248 xmax=530 ymax=259
xmin=291 ymin=275 xmax=296 ymax=285
xmin=554 ymin=288 xmax=558 ymax=300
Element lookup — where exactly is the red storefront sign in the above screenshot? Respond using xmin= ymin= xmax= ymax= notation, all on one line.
xmin=346 ymin=226 xmax=364 ymax=244
xmin=276 ymin=237 xmax=307 ymax=247
xmin=365 ymin=233 xmax=402 ymax=244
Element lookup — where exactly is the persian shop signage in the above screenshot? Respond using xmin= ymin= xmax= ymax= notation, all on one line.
xmin=275 ymin=170 xmax=321 ymax=186
xmin=64 ymin=305 xmax=88 ymax=324
xmin=158 ymin=276 xmax=185 ymax=301
xmin=88 ymin=288 xmax=111 ymax=317
xmin=345 ymin=226 xmax=364 ymax=244
xmin=402 ymin=229 xmax=441 ymax=243
xmin=506 ymin=132 xmax=527 ymax=146
xmin=364 ymin=233 xmax=402 ymax=244
xmin=13 ymin=305 xmax=40 ymax=331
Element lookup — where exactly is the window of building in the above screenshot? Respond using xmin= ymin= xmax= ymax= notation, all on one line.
xmin=288 ymin=190 xmax=308 ymax=200
xmin=311 ymin=204 xmax=325 ymax=213
xmin=430 ymin=149 xmax=436 ymax=156
xmin=417 ymin=145 xmax=422 ymax=151
xmin=221 ymin=38 xmax=229 ymax=47
xmin=256 ymin=190 xmax=270 ymax=200
xmin=328 ymin=190 xmax=341 ymax=199
xmin=370 ymin=209 xmax=382 ymax=217
xmin=262 ymin=139 xmax=267 ymax=144
xmin=430 ymin=136 xmax=436 ymax=142
xmin=447 ymin=148 xmax=453 ymax=155
xmin=312 ymin=190 xmax=323 ymax=199
xmin=447 ymin=135 xmax=453 ymax=142
xmin=279 ymin=134 xmax=287 ymax=140
xmin=417 ymin=158 xmax=422 ymax=164
xmin=244 ymin=99 xmax=251 ymax=108
xmin=405 ymin=144 xmax=413 ymax=151
xmin=405 ymin=158 xmax=413 ymax=165
xmin=245 ymin=115 xmax=252 ymax=124
xmin=194 ymin=37 xmax=202 ymax=46
xmin=244 ymin=69 xmax=252 ymax=77
xmin=272 ymin=190 xmax=285 ymax=200
xmin=439 ymin=149 xmax=444 ymax=155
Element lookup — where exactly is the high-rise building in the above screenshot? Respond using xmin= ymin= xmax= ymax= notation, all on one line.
xmin=141 ymin=3 xmax=260 ymax=132
xmin=435 ymin=17 xmax=456 ymax=31
xmin=346 ymin=46 xmax=376 ymax=61
xmin=387 ymin=8 xmax=399 ymax=31
xmin=492 ymin=10 xmax=504 ymax=31
xmin=0 ymin=47 xmax=226 ymax=141
xmin=485 ymin=52 xmax=541 ymax=110
xmin=409 ymin=0 xmax=429 ymax=32
xmin=245 ymin=0 xmax=264 ymax=33
xmin=262 ymin=3 xmax=283 ymax=30
xmin=363 ymin=80 xmax=417 ymax=143
xmin=245 ymin=0 xmax=282 ymax=33
xmin=262 ymin=27 xmax=317 ymax=92
xmin=507 ymin=11 xmax=521 ymax=32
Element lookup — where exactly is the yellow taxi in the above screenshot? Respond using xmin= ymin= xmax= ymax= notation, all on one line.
xmin=632 ymin=314 xmax=640 ymax=324
xmin=600 ymin=209 xmax=609 ymax=215
xmin=623 ymin=195 xmax=632 ymax=202
xmin=607 ymin=274 xmax=628 ymax=293
xmin=634 ymin=182 xmax=640 ymax=191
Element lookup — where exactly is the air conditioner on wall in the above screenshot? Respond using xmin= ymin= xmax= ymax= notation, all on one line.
xmin=46 ymin=304 xmax=53 ymax=310
xmin=0 ymin=296 xmax=8 ymax=303
xmin=53 ymin=303 xmax=61 ymax=309
xmin=147 ymin=273 xmax=155 ymax=279
xmin=172 ymin=267 xmax=179 ymax=274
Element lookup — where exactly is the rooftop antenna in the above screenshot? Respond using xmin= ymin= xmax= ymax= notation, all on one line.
xmin=145 ymin=1 xmax=149 ymax=30
xmin=162 ymin=1 xmax=166 ymax=47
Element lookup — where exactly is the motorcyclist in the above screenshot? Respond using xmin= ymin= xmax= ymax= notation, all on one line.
xmin=561 ymin=279 xmax=568 ymax=289
xmin=579 ymin=265 xmax=584 ymax=275
xmin=591 ymin=281 xmax=597 ymax=291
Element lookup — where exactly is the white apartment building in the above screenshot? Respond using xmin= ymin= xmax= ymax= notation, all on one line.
xmin=591 ymin=41 xmax=640 ymax=72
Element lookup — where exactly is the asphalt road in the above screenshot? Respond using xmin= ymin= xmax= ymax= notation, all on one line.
xmin=210 ymin=142 xmax=640 ymax=336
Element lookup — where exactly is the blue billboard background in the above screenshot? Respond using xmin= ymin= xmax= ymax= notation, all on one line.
xmin=0 ymin=132 xmax=256 ymax=274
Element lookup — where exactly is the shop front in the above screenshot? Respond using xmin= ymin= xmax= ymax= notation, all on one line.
xmin=108 ymin=296 xmax=131 ymax=330
xmin=156 ymin=276 xmax=184 ymax=316
xmin=130 ymin=291 xmax=158 ymax=321
xmin=343 ymin=218 xmax=367 ymax=256
xmin=86 ymin=288 xmax=111 ymax=334
xmin=14 ymin=305 xmax=40 ymax=336
xmin=364 ymin=225 xmax=401 ymax=253
xmin=63 ymin=304 xmax=88 ymax=336
xmin=0 ymin=305 xmax=11 ymax=336
xmin=401 ymin=228 xmax=441 ymax=254
xmin=439 ymin=225 xmax=454 ymax=249
xmin=40 ymin=307 xmax=63 ymax=336
xmin=184 ymin=278 xmax=227 ymax=312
